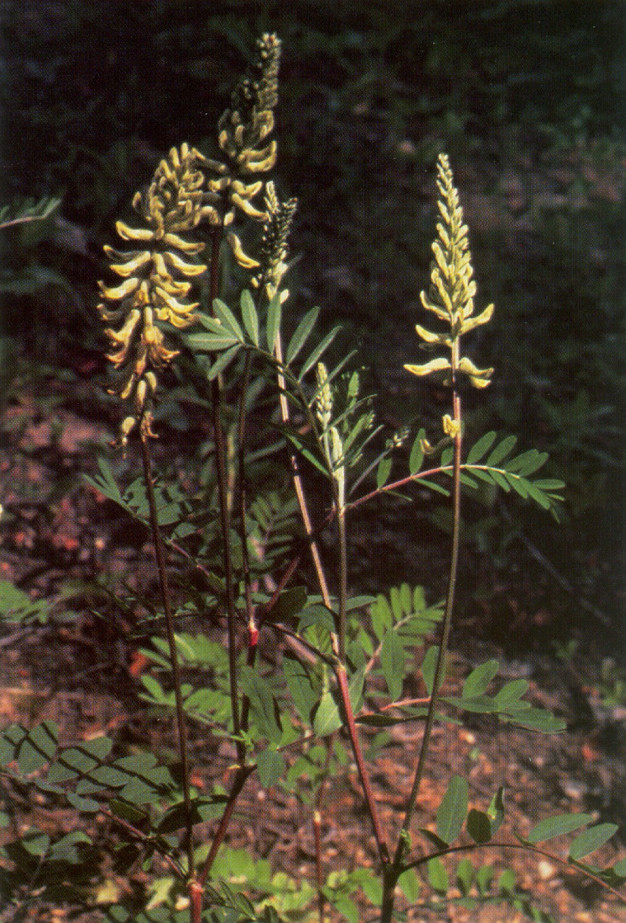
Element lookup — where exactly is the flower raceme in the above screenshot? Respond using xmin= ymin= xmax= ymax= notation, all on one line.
xmin=405 ymin=153 xmax=494 ymax=390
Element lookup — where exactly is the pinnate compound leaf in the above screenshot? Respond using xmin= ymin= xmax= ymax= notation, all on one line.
xmin=568 ymin=823 xmax=618 ymax=861
xmin=380 ymin=629 xmax=405 ymax=701
xmin=527 ymin=813 xmax=593 ymax=844
xmin=436 ymin=775 xmax=468 ymax=845
xmin=240 ymin=289 xmax=259 ymax=346
xmin=286 ymin=306 xmax=320 ymax=364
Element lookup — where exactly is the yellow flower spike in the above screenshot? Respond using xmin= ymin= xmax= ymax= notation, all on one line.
xmin=98 ymin=143 xmax=208 ymax=445
xmin=406 ymin=152 xmax=494 ymax=392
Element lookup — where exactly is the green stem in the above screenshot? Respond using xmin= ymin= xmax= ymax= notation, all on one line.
xmin=139 ymin=436 xmax=195 ymax=884
xmin=382 ymin=387 xmax=463 ymax=923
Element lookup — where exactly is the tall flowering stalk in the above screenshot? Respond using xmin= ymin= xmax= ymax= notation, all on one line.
xmin=382 ymin=153 xmax=496 ymax=923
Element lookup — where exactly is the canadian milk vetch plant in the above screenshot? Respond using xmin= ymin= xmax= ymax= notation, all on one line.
xmin=1 ymin=33 xmax=624 ymax=923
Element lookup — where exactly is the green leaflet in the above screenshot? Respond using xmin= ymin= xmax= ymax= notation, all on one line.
xmin=436 ymin=775 xmax=468 ymax=845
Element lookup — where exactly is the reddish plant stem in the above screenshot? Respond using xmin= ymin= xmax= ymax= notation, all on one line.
xmin=197 ymin=765 xmax=255 ymax=889
xmin=140 ymin=435 xmax=195 ymax=883
xmin=335 ymin=663 xmax=390 ymax=867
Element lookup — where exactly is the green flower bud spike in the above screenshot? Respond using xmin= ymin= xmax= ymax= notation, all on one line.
xmin=98 ymin=143 xmax=207 ymax=447
xmin=253 ymin=180 xmax=298 ymax=303
xmin=404 ymin=153 xmax=494 ymax=390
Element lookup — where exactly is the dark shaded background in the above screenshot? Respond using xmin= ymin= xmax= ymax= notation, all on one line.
xmin=1 ymin=0 xmax=624 ymax=656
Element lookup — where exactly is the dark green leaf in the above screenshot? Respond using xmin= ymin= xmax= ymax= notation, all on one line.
xmin=298 ymin=604 xmax=336 ymax=634
xmin=240 ymin=667 xmax=283 ymax=744
xmin=421 ymin=645 xmax=440 ymax=696
xmin=456 ymin=858 xmax=475 ymax=896
xmin=187 ymin=330 xmax=239 ymax=352
xmin=313 ymin=690 xmax=342 ymax=737
xmin=66 ymin=792 xmax=100 ymax=813
xmin=213 ymin=298 xmax=244 ymax=341
xmin=0 ymin=725 xmax=27 ymax=765
xmin=256 ymin=748 xmax=285 ymax=788
xmin=466 ymin=431 xmax=497 ymax=464
xmin=527 ymin=813 xmax=593 ymax=844
xmin=286 ymin=307 xmax=320 ymax=365
xmin=467 ymin=809 xmax=492 ymax=843
xmin=266 ymin=293 xmax=282 ymax=351
xmin=380 ymin=630 xmax=405 ymax=701
xmin=487 ymin=435 xmax=517 ymax=466
xmin=569 ymin=823 xmax=618 ymax=860
xmin=240 ymin=290 xmax=259 ymax=346
xmin=376 ymin=457 xmax=393 ymax=490
xmin=397 ymin=868 xmax=420 ymax=902
xmin=506 ymin=449 xmax=548 ymax=476
xmin=504 ymin=707 xmax=566 ymax=732
xmin=494 ymin=679 xmax=529 ymax=707
xmin=272 ymin=586 xmax=308 ymax=621
xmin=17 ymin=722 xmax=58 ymax=774
xmin=463 ymin=659 xmax=499 ymax=698
xmin=207 ymin=344 xmax=241 ymax=380
xmin=436 ymin=775 xmax=468 ymax=845
xmin=283 ymin=656 xmax=319 ymax=725
xmin=299 ymin=326 xmax=341 ymax=379
xmin=409 ymin=429 xmax=426 ymax=475
xmin=428 ymin=857 xmax=449 ymax=895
